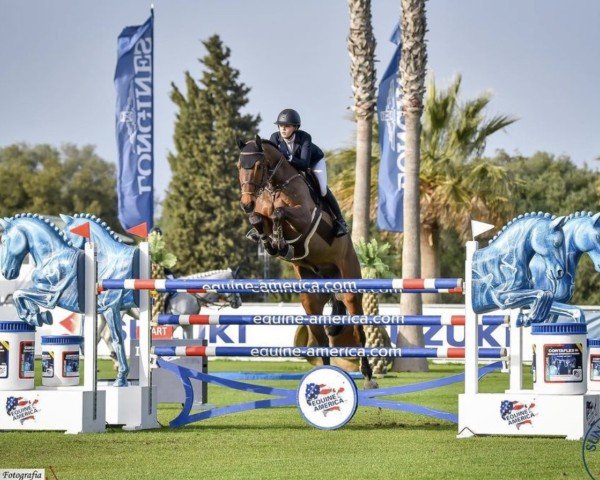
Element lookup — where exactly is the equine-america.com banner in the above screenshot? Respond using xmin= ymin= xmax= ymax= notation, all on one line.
xmin=114 ymin=13 xmax=154 ymax=231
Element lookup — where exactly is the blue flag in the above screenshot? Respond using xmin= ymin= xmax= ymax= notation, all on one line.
xmin=114 ymin=14 xmax=154 ymax=231
xmin=376 ymin=24 xmax=405 ymax=232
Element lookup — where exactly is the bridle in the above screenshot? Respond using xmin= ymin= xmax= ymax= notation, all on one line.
xmin=239 ymin=148 xmax=301 ymax=199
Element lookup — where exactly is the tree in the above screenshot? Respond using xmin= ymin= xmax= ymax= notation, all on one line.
xmin=0 ymin=143 xmax=118 ymax=226
xmin=419 ymin=76 xmax=517 ymax=303
xmin=347 ymin=0 xmax=377 ymax=243
xmin=492 ymin=151 xmax=600 ymax=305
xmin=395 ymin=0 xmax=428 ymax=372
xmin=162 ymin=35 xmax=262 ymax=275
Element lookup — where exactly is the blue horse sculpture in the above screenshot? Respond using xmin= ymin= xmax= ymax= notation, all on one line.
xmin=60 ymin=213 xmax=139 ymax=386
xmin=0 ymin=213 xmax=133 ymax=386
xmin=471 ymin=212 xmax=581 ymax=325
xmin=61 ymin=213 xmax=243 ymax=364
xmin=0 ymin=214 xmax=82 ymax=327
xmin=530 ymin=211 xmax=600 ymax=312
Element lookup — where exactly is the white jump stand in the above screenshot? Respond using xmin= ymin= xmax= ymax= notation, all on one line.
xmin=458 ymin=241 xmax=600 ymax=440
xmin=0 ymin=243 xmax=107 ymax=434
xmin=98 ymin=382 xmax=158 ymax=431
xmin=129 ymin=338 xmax=209 ymax=410
xmin=101 ymin=242 xmax=159 ymax=431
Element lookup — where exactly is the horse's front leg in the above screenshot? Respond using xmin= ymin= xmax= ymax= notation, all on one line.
xmin=497 ymin=289 xmax=554 ymax=325
xmin=248 ymin=212 xmax=278 ymax=256
xmin=548 ymin=301 xmax=585 ymax=323
xmin=102 ymin=304 xmax=129 ymax=387
xmin=13 ymin=288 xmax=55 ymax=326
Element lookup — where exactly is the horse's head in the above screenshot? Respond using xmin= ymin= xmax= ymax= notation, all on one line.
xmin=0 ymin=218 xmax=28 ymax=280
xmin=237 ymin=135 xmax=283 ymax=213
xmin=60 ymin=214 xmax=86 ymax=249
xmin=531 ymin=215 xmax=566 ymax=280
xmin=576 ymin=212 xmax=600 ymax=271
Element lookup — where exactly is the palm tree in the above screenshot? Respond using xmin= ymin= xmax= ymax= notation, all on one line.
xmin=395 ymin=0 xmax=428 ymax=372
xmin=420 ymin=75 xmax=517 ymax=303
xmin=347 ymin=0 xmax=377 ymax=243
xmin=355 ymin=238 xmax=394 ymax=375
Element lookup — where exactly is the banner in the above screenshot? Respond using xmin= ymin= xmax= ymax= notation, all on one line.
xmin=114 ymin=13 xmax=154 ymax=231
xmin=376 ymin=24 xmax=405 ymax=232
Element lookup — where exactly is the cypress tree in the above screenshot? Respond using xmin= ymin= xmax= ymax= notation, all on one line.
xmin=163 ymin=35 xmax=262 ymax=275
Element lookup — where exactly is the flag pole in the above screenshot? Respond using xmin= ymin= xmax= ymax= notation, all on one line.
xmin=150 ymin=4 xmax=155 ymax=229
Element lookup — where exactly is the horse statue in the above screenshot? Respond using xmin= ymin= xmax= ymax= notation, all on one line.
xmin=472 ymin=212 xmax=583 ymax=326
xmin=237 ymin=136 xmax=376 ymax=388
xmin=0 ymin=213 xmax=133 ymax=386
xmin=529 ymin=211 xmax=600 ymax=317
xmin=62 ymin=214 xmax=242 ymax=352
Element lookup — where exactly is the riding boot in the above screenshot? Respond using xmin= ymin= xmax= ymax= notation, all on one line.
xmin=324 ymin=188 xmax=349 ymax=237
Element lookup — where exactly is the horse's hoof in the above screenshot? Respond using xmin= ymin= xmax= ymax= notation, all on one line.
xmin=113 ymin=378 xmax=129 ymax=387
xmin=363 ymin=379 xmax=379 ymax=390
xmin=41 ymin=311 xmax=53 ymax=325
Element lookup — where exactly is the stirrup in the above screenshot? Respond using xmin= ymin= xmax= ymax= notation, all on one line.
xmin=333 ymin=220 xmax=349 ymax=237
xmin=246 ymin=228 xmax=261 ymax=243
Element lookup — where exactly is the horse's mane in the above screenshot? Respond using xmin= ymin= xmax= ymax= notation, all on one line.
xmin=72 ymin=213 xmax=123 ymax=243
xmin=8 ymin=213 xmax=74 ymax=247
xmin=261 ymin=139 xmax=279 ymax=150
xmin=564 ymin=211 xmax=596 ymax=222
xmin=488 ymin=211 xmax=556 ymax=246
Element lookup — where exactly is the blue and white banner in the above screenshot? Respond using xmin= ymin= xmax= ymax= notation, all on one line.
xmin=376 ymin=24 xmax=405 ymax=232
xmin=114 ymin=14 xmax=154 ymax=231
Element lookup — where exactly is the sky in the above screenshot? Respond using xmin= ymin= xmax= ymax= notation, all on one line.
xmin=1 ymin=0 xmax=600 ymax=199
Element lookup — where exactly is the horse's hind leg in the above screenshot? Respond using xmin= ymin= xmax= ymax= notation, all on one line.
xmin=299 ymin=292 xmax=330 ymax=365
xmin=336 ymin=253 xmax=378 ymax=389
xmin=103 ymin=305 xmax=129 ymax=387
xmin=295 ymin=265 xmax=330 ymax=365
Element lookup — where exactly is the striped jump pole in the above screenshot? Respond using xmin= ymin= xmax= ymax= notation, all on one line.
xmin=151 ymin=345 xmax=507 ymax=359
xmin=156 ymin=313 xmax=509 ymax=327
xmin=101 ymin=277 xmax=463 ymax=294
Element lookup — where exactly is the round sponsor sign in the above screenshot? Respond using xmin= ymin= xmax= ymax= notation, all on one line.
xmin=296 ymin=366 xmax=358 ymax=430
xmin=583 ymin=415 xmax=600 ymax=479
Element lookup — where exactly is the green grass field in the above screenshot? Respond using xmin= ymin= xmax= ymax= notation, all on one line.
xmin=1 ymin=360 xmax=591 ymax=480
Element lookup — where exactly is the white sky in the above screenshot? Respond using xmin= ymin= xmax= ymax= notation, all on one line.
xmin=1 ymin=0 xmax=599 ymax=199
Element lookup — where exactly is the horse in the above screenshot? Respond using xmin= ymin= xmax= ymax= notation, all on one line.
xmin=237 ymin=136 xmax=376 ymax=388
xmin=0 ymin=213 xmax=133 ymax=386
xmin=529 ymin=211 xmax=600 ymax=316
xmin=471 ymin=212 xmax=582 ymax=325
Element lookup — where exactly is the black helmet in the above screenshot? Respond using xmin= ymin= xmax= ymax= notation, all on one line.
xmin=275 ymin=109 xmax=301 ymax=126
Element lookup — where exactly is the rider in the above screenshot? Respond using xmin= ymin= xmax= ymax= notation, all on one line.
xmin=269 ymin=108 xmax=349 ymax=237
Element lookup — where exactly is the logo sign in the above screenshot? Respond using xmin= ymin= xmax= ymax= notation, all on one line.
xmin=5 ymin=396 xmax=39 ymax=424
xmin=500 ymin=400 xmax=536 ymax=430
xmin=583 ymin=416 xmax=600 ymax=479
xmin=296 ymin=366 xmax=358 ymax=430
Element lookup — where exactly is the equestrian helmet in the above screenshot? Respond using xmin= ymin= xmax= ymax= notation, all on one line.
xmin=275 ymin=109 xmax=301 ymax=126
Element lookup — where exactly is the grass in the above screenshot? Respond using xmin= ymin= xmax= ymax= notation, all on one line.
xmin=1 ymin=360 xmax=591 ymax=480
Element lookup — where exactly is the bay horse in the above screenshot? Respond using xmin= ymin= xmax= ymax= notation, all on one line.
xmin=237 ymin=136 xmax=377 ymax=388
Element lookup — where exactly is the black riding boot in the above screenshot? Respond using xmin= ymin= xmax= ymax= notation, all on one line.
xmin=324 ymin=188 xmax=349 ymax=237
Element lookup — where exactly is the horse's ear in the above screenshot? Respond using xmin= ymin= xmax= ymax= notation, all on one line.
xmin=550 ymin=215 xmax=566 ymax=230
xmin=592 ymin=212 xmax=600 ymax=226
xmin=255 ymin=135 xmax=263 ymax=151
xmin=236 ymin=138 xmax=246 ymax=150
xmin=59 ymin=214 xmax=73 ymax=224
